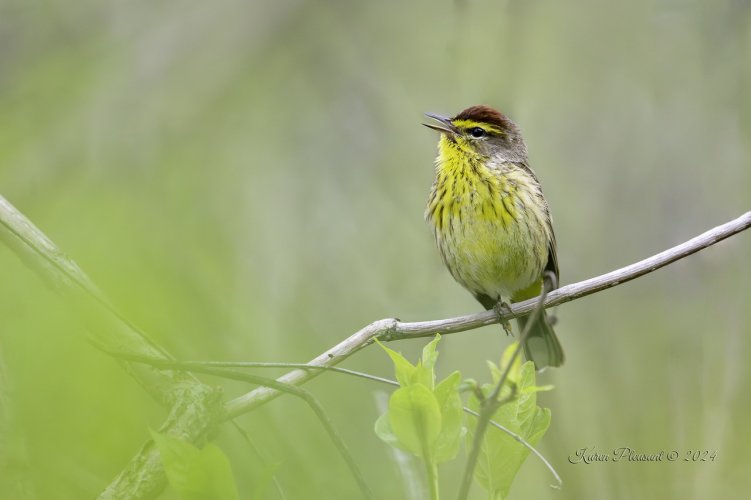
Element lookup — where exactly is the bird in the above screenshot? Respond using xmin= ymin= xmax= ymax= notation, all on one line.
xmin=423 ymin=105 xmax=564 ymax=369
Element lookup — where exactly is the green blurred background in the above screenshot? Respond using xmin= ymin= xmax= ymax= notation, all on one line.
xmin=1 ymin=0 xmax=750 ymax=498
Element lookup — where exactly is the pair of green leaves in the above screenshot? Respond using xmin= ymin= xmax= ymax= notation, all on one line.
xmin=375 ymin=336 xmax=554 ymax=500
xmin=374 ymin=335 xmax=464 ymax=464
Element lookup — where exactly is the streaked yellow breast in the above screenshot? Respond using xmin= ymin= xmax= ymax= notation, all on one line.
xmin=425 ymin=136 xmax=550 ymax=300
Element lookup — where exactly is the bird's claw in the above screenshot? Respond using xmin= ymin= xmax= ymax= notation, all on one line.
xmin=493 ymin=301 xmax=514 ymax=335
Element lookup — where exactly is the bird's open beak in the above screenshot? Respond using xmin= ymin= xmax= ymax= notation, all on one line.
xmin=423 ymin=112 xmax=457 ymax=135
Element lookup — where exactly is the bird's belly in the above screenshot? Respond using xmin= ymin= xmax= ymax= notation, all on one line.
xmin=435 ymin=203 xmax=546 ymax=300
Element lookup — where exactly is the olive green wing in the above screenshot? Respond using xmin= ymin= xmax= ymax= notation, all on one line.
xmin=517 ymin=160 xmax=559 ymax=290
xmin=544 ymin=224 xmax=559 ymax=291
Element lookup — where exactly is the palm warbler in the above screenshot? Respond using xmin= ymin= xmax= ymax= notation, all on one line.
xmin=424 ymin=105 xmax=564 ymax=369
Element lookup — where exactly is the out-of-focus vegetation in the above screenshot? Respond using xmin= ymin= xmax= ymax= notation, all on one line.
xmin=1 ymin=0 xmax=750 ymax=498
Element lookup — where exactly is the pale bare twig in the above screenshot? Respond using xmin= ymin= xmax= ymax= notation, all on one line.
xmin=224 ymin=211 xmax=751 ymax=418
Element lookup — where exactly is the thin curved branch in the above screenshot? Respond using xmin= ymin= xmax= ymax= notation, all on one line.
xmin=224 ymin=211 xmax=751 ymax=418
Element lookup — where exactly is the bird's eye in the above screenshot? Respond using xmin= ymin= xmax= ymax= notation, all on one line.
xmin=470 ymin=127 xmax=486 ymax=138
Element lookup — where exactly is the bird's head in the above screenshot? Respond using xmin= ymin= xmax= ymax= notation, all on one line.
xmin=423 ymin=105 xmax=528 ymax=163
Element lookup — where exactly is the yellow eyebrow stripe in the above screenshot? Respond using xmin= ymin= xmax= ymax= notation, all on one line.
xmin=451 ymin=119 xmax=504 ymax=135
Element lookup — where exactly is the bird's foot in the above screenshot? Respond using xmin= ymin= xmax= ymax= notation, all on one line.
xmin=493 ymin=301 xmax=514 ymax=336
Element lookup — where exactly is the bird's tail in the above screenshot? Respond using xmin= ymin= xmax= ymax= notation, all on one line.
xmin=517 ymin=312 xmax=564 ymax=370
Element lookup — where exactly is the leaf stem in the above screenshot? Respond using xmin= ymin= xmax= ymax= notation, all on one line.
xmin=425 ymin=460 xmax=439 ymax=500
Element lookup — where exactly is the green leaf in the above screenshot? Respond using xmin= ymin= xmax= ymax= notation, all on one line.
xmin=151 ymin=430 xmax=239 ymax=500
xmin=410 ymin=362 xmax=434 ymax=389
xmin=468 ymin=359 xmax=552 ymax=499
xmin=375 ymin=335 xmax=465 ymax=466
xmin=374 ymin=412 xmax=395 ymax=444
xmin=514 ymin=362 xmax=542 ymax=425
xmin=498 ymin=341 xmax=523 ymax=385
xmin=375 ymin=340 xmax=416 ymax=386
xmin=434 ymin=371 xmax=461 ymax=408
xmin=519 ymin=384 xmax=555 ymax=395
xmin=486 ymin=359 xmax=502 ymax=383
xmin=421 ymin=334 xmax=441 ymax=371
xmin=374 ymin=412 xmax=410 ymax=453
xmin=433 ymin=371 xmax=464 ymax=463
xmin=409 ymin=335 xmax=441 ymax=389
xmin=389 ymin=384 xmax=442 ymax=459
